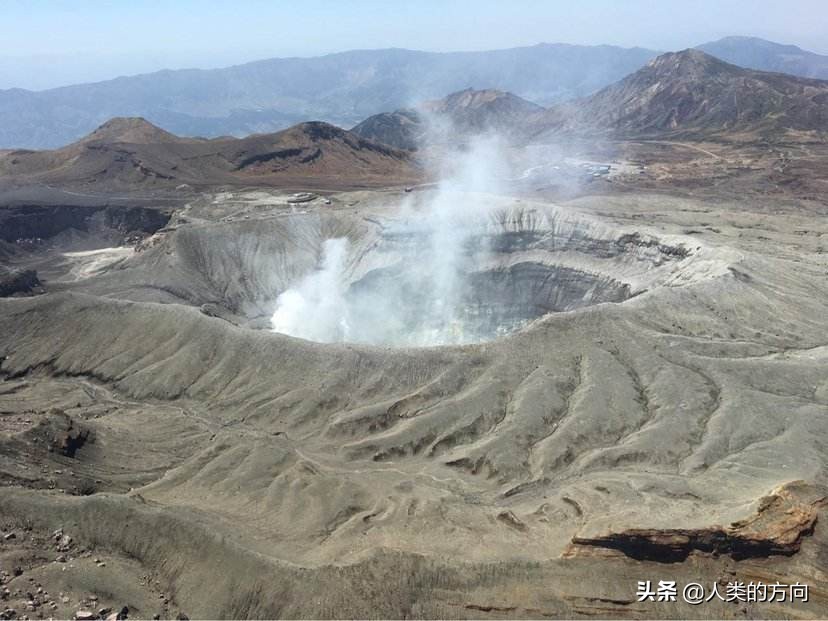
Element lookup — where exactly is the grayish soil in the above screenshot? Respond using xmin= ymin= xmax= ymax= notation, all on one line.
xmin=1 ymin=186 xmax=827 ymax=618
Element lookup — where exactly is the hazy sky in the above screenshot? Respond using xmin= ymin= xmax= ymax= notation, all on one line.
xmin=2 ymin=0 xmax=827 ymax=90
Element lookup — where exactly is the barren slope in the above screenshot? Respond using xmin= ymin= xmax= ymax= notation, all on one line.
xmin=0 ymin=119 xmax=420 ymax=191
xmin=530 ymin=49 xmax=828 ymax=142
xmin=352 ymin=88 xmax=543 ymax=149
xmin=1 ymin=187 xmax=827 ymax=617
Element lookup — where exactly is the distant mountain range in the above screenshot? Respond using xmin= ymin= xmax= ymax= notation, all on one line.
xmin=1 ymin=37 xmax=826 ymax=151
xmin=697 ymin=36 xmax=828 ymax=80
xmin=2 ymin=45 xmax=827 ymax=195
xmin=0 ymin=118 xmax=418 ymax=190
xmin=356 ymin=49 xmax=828 ymax=149
xmin=0 ymin=44 xmax=659 ymax=149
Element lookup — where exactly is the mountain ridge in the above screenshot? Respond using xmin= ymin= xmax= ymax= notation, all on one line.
xmin=351 ymin=88 xmax=542 ymax=149
xmin=529 ymin=49 xmax=828 ymax=141
xmin=0 ymin=119 xmax=419 ymax=190
xmin=698 ymin=36 xmax=828 ymax=80
xmin=0 ymin=43 xmax=661 ymax=149
xmin=78 ymin=117 xmax=192 ymax=145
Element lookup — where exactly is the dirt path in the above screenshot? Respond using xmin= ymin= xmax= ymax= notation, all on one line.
xmin=646 ymin=140 xmax=723 ymax=160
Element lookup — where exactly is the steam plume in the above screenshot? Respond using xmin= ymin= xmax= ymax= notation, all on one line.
xmin=271 ymin=132 xmax=512 ymax=346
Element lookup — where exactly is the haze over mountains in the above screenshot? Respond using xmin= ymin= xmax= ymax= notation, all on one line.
xmin=698 ymin=36 xmax=828 ymax=80
xmin=355 ymin=49 xmax=828 ymax=149
xmin=3 ymin=45 xmax=827 ymax=195
xmin=3 ymin=35 xmax=827 ymax=150
xmin=0 ymin=44 xmax=658 ymax=149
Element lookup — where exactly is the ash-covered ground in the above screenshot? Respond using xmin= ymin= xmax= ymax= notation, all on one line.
xmin=1 ymin=141 xmax=828 ymax=619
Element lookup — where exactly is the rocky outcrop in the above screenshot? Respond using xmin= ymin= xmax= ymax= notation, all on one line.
xmin=563 ymin=481 xmax=826 ymax=562
xmin=350 ymin=110 xmax=423 ymax=151
xmin=0 ymin=205 xmax=170 ymax=244
xmin=0 ymin=269 xmax=42 ymax=297
xmin=50 ymin=415 xmax=91 ymax=459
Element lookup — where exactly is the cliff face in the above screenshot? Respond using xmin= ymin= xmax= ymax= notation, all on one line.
xmin=0 ymin=268 xmax=42 ymax=297
xmin=564 ymin=481 xmax=827 ymax=562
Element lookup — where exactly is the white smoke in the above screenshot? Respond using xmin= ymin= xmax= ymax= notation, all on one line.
xmin=271 ymin=132 xmax=512 ymax=346
xmin=414 ymin=133 xmax=506 ymax=342
xmin=270 ymin=238 xmax=351 ymax=343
